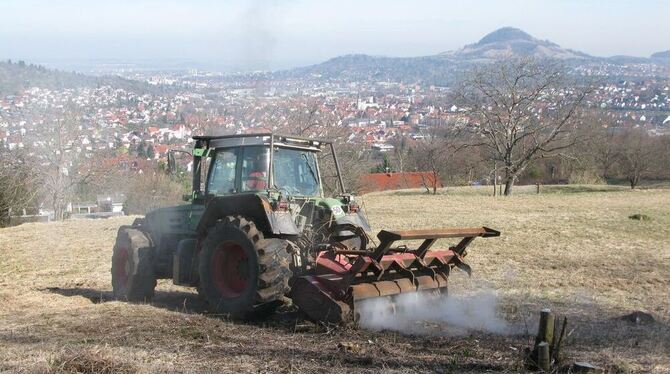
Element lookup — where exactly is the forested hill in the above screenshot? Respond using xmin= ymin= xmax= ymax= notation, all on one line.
xmin=0 ymin=60 xmax=170 ymax=95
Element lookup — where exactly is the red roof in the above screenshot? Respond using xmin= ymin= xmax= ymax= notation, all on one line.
xmin=153 ymin=144 xmax=169 ymax=155
xmin=359 ymin=172 xmax=442 ymax=193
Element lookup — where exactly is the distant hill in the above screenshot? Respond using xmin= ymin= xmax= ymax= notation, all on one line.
xmin=440 ymin=27 xmax=591 ymax=61
xmin=0 ymin=60 xmax=169 ymax=95
xmin=282 ymin=27 xmax=598 ymax=84
xmin=651 ymin=50 xmax=670 ymax=59
xmin=284 ymin=54 xmax=461 ymax=85
xmin=282 ymin=27 xmax=667 ymax=84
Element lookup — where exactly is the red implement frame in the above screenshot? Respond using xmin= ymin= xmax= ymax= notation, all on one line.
xmin=290 ymin=226 xmax=500 ymax=323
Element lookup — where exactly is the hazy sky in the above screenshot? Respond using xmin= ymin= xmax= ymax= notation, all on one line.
xmin=1 ymin=0 xmax=669 ymax=70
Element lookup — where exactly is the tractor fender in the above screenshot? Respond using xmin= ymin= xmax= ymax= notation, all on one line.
xmin=196 ymin=194 xmax=299 ymax=236
xmin=335 ymin=211 xmax=371 ymax=232
xmin=318 ymin=198 xmax=371 ymax=231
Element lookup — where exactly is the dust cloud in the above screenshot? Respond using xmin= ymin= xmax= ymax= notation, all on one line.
xmin=356 ymin=289 xmax=517 ymax=336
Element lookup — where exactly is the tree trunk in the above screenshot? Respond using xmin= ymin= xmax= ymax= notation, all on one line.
xmin=432 ymin=171 xmax=438 ymax=195
xmin=504 ymin=179 xmax=514 ymax=196
xmin=629 ymin=175 xmax=639 ymax=189
xmin=493 ymin=162 xmax=497 ymax=197
xmin=503 ymin=163 xmax=516 ymax=196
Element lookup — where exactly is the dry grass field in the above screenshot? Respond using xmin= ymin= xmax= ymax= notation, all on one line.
xmin=1 ymin=185 xmax=668 ymax=373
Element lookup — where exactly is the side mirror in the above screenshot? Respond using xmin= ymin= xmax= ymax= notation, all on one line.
xmin=167 ymin=149 xmax=192 ymax=175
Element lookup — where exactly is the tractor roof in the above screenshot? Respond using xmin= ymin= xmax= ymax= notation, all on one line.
xmin=193 ymin=133 xmax=332 ymax=150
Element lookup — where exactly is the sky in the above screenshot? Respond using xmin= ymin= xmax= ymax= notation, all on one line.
xmin=1 ymin=0 xmax=669 ymax=71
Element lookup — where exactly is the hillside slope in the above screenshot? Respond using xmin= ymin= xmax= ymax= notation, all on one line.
xmin=1 ymin=186 xmax=668 ymax=372
xmin=440 ymin=27 xmax=591 ymax=61
xmin=284 ymin=27 xmax=598 ymax=83
xmin=0 ymin=60 xmax=169 ymax=95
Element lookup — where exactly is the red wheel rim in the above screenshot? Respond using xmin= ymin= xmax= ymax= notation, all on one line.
xmin=212 ymin=241 xmax=249 ymax=297
xmin=114 ymin=247 xmax=130 ymax=288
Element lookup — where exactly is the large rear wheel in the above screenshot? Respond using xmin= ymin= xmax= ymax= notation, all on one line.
xmin=111 ymin=227 xmax=156 ymax=301
xmin=198 ymin=216 xmax=292 ymax=319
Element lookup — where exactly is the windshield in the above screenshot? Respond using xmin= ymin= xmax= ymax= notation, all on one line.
xmin=273 ymin=147 xmax=321 ymax=197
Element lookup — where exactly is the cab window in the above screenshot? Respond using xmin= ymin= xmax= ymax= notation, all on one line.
xmin=207 ymin=149 xmax=237 ymax=195
xmin=240 ymin=146 xmax=269 ymax=192
xmin=273 ymin=148 xmax=320 ymax=196
xmin=207 ymin=146 xmax=270 ymax=195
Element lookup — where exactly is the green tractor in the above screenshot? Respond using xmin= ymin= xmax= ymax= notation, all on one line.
xmin=112 ymin=133 xmax=499 ymax=322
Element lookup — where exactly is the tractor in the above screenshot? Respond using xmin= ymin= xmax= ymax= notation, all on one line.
xmin=111 ymin=133 xmax=499 ymax=323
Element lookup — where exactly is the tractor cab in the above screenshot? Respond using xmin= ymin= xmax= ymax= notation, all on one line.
xmin=203 ymin=140 xmax=321 ymax=198
xmin=185 ymin=134 xmax=341 ymax=203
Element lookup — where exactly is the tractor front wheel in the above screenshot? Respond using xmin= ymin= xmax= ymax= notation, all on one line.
xmin=111 ymin=226 xmax=156 ymax=301
xmin=198 ymin=216 xmax=292 ymax=319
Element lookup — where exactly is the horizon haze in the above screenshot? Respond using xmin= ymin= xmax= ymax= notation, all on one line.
xmin=1 ymin=0 xmax=669 ymax=72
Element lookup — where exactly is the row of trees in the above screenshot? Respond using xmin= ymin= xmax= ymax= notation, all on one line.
xmin=379 ymin=123 xmax=669 ymax=195
xmin=370 ymin=58 xmax=669 ymax=195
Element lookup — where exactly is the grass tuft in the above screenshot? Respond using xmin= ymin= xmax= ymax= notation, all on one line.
xmin=48 ymin=347 xmax=135 ymax=374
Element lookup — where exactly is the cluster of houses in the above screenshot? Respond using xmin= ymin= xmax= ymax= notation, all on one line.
xmin=2 ymin=62 xmax=670 ymax=226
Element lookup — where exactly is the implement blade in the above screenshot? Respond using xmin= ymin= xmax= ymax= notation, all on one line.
xmin=377 ymin=227 xmax=500 ymax=242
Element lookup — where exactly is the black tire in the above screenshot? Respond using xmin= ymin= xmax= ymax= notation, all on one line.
xmin=111 ymin=226 xmax=157 ymax=301
xmin=198 ymin=216 xmax=292 ymax=319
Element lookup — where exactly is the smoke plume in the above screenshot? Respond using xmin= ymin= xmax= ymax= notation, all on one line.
xmin=356 ymin=289 xmax=516 ymax=336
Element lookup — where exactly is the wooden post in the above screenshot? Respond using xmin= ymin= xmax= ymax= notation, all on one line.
xmin=535 ymin=309 xmax=555 ymax=348
xmin=553 ymin=316 xmax=568 ymax=364
xmin=537 ymin=342 xmax=550 ymax=371
xmin=536 ymin=183 xmax=540 ymax=194
xmin=526 ymin=309 xmax=565 ymax=371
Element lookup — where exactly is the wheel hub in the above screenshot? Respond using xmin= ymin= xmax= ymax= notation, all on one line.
xmin=211 ymin=241 xmax=250 ymax=297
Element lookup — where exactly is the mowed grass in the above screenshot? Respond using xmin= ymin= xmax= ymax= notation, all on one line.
xmin=0 ymin=185 xmax=669 ymax=373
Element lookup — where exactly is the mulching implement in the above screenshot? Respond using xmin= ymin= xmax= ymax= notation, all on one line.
xmin=112 ymin=134 xmax=499 ymax=323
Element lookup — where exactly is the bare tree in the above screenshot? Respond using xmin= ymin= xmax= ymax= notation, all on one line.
xmin=390 ymin=136 xmax=413 ymax=173
xmin=275 ymin=98 xmax=372 ymax=195
xmin=285 ymin=98 xmax=324 ymax=137
xmin=122 ymin=171 xmax=187 ymax=214
xmin=411 ymin=125 xmax=463 ymax=194
xmin=35 ymin=108 xmax=106 ymax=219
xmin=579 ymin=115 xmax=618 ymax=180
xmin=0 ymin=150 xmax=40 ymax=225
xmin=614 ymin=128 xmax=658 ymax=189
xmin=454 ymin=58 xmax=588 ymax=195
